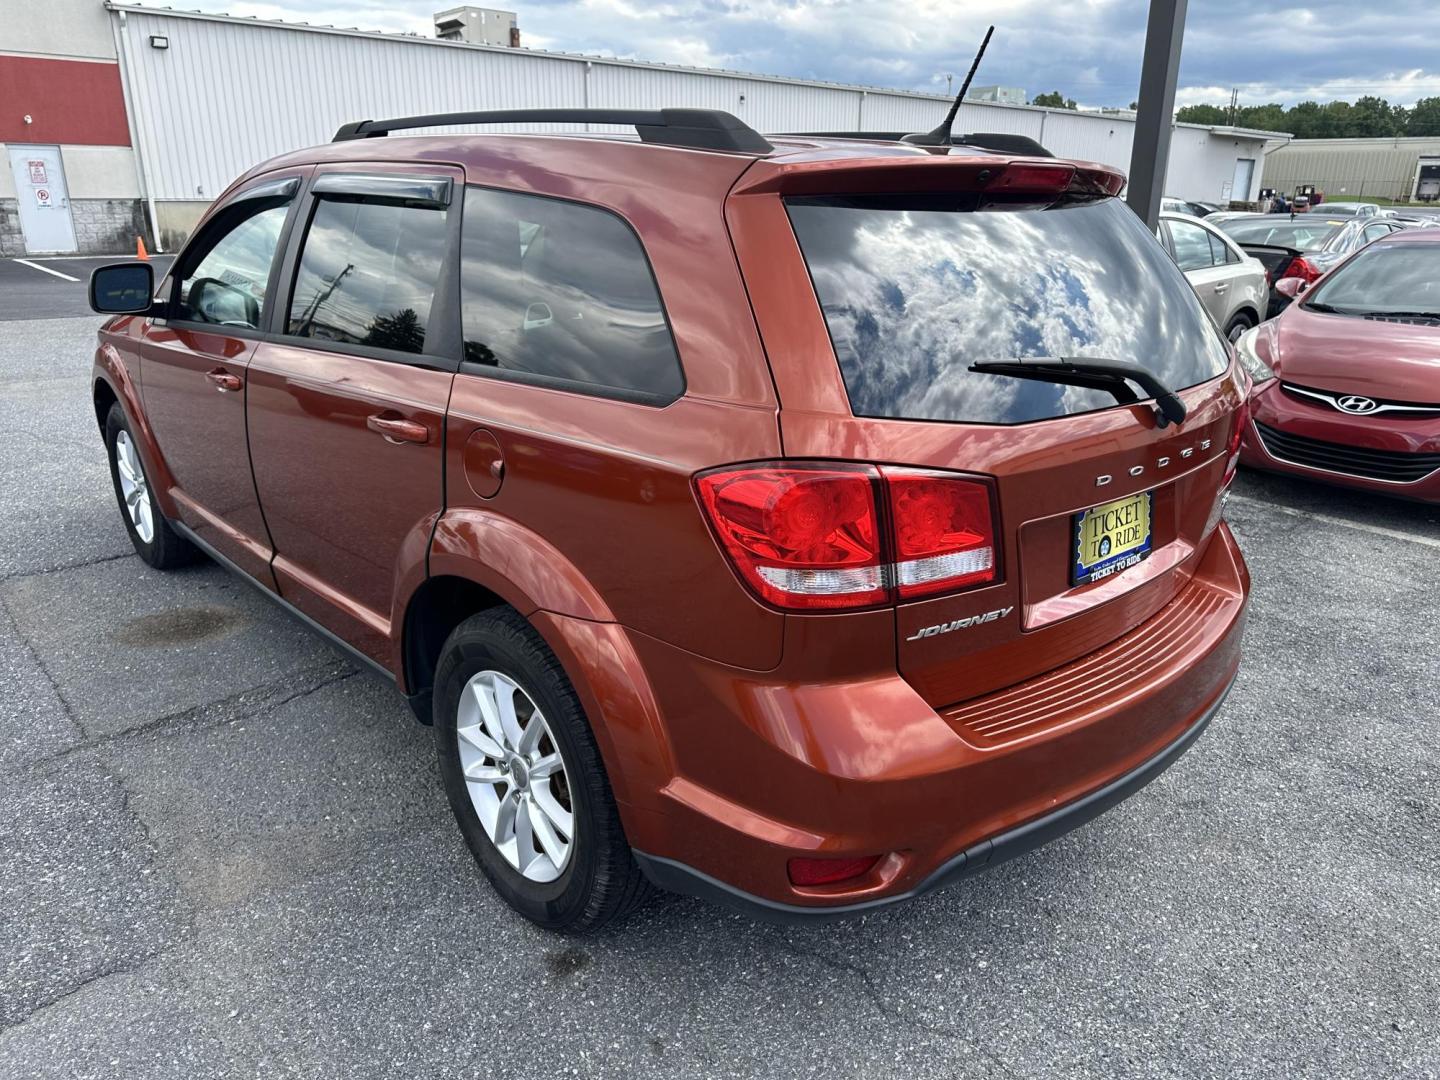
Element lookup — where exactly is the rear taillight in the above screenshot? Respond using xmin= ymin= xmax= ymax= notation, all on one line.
xmin=696 ymin=463 xmax=998 ymax=612
xmin=1222 ymin=401 xmax=1248 ymax=486
xmin=695 ymin=464 xmax=886 ymax=611
xmin=1279 ymin=256 xmax=1322 ymax=284
xmin=883 ymin=468 xmax=998 ymax=599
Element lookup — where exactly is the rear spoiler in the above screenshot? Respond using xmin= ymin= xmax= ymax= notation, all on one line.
xmin=782 ymin=132 xmax=1054 ymax=158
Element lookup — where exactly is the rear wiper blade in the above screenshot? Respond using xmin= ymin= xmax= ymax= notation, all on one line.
xmin=968 ymin=355 xmax=1188 ymax=428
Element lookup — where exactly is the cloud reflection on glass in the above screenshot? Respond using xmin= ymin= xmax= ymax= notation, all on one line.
xmin=787 ymin=196 xmax=1231 ymax=425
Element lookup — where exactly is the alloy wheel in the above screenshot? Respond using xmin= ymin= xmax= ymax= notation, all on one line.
xmin=456 ymin=670 xmax=575 ymax=882
xmin=114 ymin=430 xmax=155 ymax=543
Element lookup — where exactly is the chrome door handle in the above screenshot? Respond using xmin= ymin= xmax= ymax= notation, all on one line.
xmin=366 ymin=413 xmax=429 ymax=445
xmin=205 ymin=367 xmax=243 ymax=392
xmin=1213 ymin=282 xmax=1230 ymax=293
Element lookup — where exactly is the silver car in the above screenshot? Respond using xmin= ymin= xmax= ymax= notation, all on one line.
xmin=1157 ymin=212 xmax=1269 ymax=342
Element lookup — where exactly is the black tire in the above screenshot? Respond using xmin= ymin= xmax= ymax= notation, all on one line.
xmin=434 ymin=607 xmax=651 ymax=933
xmin=1225 ymin=311 xmax=1256 ymax=343
xmin=103 ymin=403 xmax=198 ymax=570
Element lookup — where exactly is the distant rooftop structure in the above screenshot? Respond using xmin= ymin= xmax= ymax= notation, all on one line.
xmin=967 ymin=85 xmax=1027 ymax=106
xmin=433 ymin=6 xmax=518 ymax=48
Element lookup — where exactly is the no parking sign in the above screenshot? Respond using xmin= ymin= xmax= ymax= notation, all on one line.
xmin=34 ymin=187 xmax=52 ymax=207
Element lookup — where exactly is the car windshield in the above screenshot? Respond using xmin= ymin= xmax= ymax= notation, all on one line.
xmin=1309 ymin=204 xmax=1363 ymax=216
xmin=1304 ymin=243 xmax=1440 ymax=315
xmin=1217 ymin=218 xmax=1345 ymax=249
xmin=785 ymin=195 xmax=1230 ymax=425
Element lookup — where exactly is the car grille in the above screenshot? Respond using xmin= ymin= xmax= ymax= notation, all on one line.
xmin=1255 ymin=421 xmax=1440 ymax=483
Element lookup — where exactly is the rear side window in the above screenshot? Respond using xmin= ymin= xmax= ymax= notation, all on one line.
xmin=459 ymin=186 xmax=683 ymax=403
xmin=786 ymin=195 xmax=1231 ymax=425
xmin=287 ymin=199 xmax=447 ymax=355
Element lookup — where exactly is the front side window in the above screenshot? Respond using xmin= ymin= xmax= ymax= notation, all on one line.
xmin=786 ymin=195 xmax=1230 ymax=425
xmin=287 ymin=198 xmax=448 ymax=355
xmin=176 ymin=200 xmax=290 ymax=329
xmin=459 ymin=186 xmax=683 ymax=402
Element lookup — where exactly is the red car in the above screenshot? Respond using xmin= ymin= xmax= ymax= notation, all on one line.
xmin=1236 ymin=229 xmax=1440 ymax=501
xmin=87 ymin=108 xmax=1249 ymax=931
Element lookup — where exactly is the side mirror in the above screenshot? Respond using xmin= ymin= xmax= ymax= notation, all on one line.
xmin=89 ymin=262 xmax=155 ymax=314
xmin=1274 ymin=277 xmax=1308 ymax=299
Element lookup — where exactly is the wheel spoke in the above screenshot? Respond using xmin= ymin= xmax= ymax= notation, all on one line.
xmin=532 ymin=784 xmax=573 ymax=839
xmin=517 ymin=710 xmax=546 ymax=756
xmin=462 ymin=760 xmax=506 ymax=785
xmin=529 ymin=752 xmax=562 ymax=779
xmin=457 ymin=723 xmax=505 ymax=760
xmin=494 ymin=788 xmax=521 ymax=845
xmin=471 ymin=680 xmax=509 ymax=751
xmin=495 ymin=678 xmax=524 ymax=750
xmin=529 ymin=797 xmax=568 ymax=865
xmin=515 ymin=796 xmax=541 ymax=872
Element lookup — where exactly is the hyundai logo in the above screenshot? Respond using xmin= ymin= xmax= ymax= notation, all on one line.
xmin=1336 ymin=395 xmax=1379 ymax=414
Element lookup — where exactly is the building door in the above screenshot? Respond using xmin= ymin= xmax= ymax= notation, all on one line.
xmin=6 ymin=145 xmax=78 ymax=254
xmin=1230 ymin=157 xmax=1256 ymax=203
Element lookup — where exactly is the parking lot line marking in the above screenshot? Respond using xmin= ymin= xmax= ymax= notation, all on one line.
xmin=14 ymin=259 xmax=81 ymax=282
xmin=1232 ymin=495 xmax=1440 ymax=550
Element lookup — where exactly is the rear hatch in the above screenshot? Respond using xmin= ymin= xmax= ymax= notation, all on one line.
xmin=731 ymin=153 xmax=1245 ymax=709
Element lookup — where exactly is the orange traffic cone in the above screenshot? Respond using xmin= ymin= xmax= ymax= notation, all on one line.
xmin=136 ymin=235 xmax=149 ymax=261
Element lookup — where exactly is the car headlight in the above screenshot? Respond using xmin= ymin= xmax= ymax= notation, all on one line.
xmin=1234 ymin=326 xmax=1276 ymax=385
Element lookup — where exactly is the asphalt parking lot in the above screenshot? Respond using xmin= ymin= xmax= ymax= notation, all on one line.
xmin=2 ymin=307 xmax=1438 ymax=1078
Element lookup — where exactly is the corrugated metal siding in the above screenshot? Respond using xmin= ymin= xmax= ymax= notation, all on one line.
xmin=116 ymin=7 xmax=1273 ymax=205
xmin=1264 ymin=138 xmax=1440 ymax=201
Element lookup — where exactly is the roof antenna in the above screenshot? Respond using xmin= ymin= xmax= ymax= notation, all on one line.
xmin=904 ymin=25 xmax=994 ymax=147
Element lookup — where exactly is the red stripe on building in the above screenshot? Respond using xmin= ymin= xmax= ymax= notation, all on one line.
xmin=0 ymin=56 xmax=131 ymax=145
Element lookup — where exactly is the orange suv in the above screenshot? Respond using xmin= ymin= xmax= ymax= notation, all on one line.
xmin=88 ymin=108 xmax=1249 ymax=931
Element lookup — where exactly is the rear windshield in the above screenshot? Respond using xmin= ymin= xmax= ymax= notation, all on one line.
xmin=786 ymin=195 xmax=1230 ymax=425
xmin=1219 ymin=218 xmax=1344 ymax=248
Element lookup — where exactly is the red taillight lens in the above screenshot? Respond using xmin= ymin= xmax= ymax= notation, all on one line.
xmin=695 ymin=464 xmax=886 ymax=610
xmin=696 ymin=463 xmax=999 ymax=611
xmin=787 ymin=855 xmax=881 ymax=887
xmin=1223 ymin=401 xmax=1249 ymax=486
xmin=990 ymin=163 xmax=1076 ymax=195
xmin=883 ymin=469 xmax=998 ymax=599
xmin=1280 ymin=256 xmax=1322 ymax=284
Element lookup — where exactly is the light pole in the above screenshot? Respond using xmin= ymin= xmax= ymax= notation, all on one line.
xmin=1126 ymin=0 xmax=1189 ymax=229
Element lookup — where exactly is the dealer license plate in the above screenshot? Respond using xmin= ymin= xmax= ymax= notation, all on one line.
xmin=1072 ymin=491 xmax=1153 ymax=585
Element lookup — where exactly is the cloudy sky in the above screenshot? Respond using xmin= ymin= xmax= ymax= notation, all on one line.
xmin=201 ymin=0 xmax=1439 ymax=108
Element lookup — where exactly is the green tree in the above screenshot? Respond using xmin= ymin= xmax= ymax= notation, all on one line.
xmin=1407 ymin=97 xmax=1440 ymax=136
xmin=1175 ymin=104 xmax=1228 ymax=124
xmin=1285 ymin=101 xmax=1326 ymax=138
xmin=1349 ymin=95 xmax=1402 ymax=136
xmin=1032 ymin=90 xmax=1077 ymax=110
xmin=1236 ymin=103 xmax=1288 ymax=131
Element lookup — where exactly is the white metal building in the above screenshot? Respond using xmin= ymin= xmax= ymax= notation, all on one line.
xmin=1262 ymin=137 xmax=1440 ymax=203
xmin=2 ymin=1 xmax=1290 ymax=254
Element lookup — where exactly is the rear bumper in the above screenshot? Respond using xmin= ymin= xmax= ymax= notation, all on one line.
xmin=603 ymin=524 xmax=1248 ymax=917
xmin=634 ymin=674 xmax=1229 ymax=923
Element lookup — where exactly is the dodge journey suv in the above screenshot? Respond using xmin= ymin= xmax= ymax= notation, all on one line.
xmin=89 ymin=107 xmax=1250 ymax=931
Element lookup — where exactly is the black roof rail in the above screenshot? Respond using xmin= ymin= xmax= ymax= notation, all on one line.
xmin=332 ymin=108 xmax=774 ymax=155
xmin=780 ymin=131 xmax=1054 ymax=158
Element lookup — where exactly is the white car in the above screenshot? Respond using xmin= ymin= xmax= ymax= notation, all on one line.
xmin=1157 ymin=212 xmax=1270 ymax=342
